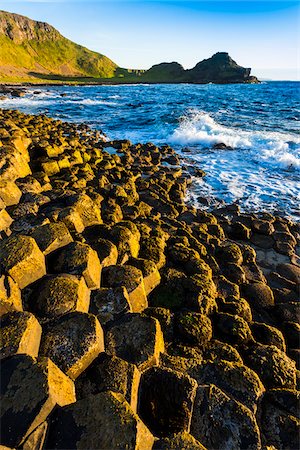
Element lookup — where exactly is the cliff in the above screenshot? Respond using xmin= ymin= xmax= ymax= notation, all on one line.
xmin=0 ymin=10 xmax=118 ymax=82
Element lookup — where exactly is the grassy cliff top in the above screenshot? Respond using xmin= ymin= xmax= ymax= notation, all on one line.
xmin=0 ymin=10 xmax=118 ymax=83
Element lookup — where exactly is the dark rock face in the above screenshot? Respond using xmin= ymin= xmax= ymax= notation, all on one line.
xmin=142 ymin=52 xmax=259 ymax=84
xmin=138 ymin=367 xmax=197 ymax=436
xmin=0 ymin=109 xmax=298 ymax=449
xmin=187 ymin=52 xmax=258 ymax=84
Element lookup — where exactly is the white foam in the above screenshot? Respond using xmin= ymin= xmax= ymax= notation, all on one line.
xmin=170 ymin=109 xmax=300 ymax=171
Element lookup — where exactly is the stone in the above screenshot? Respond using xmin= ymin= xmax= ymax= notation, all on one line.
xmin=213 ymin=312 xmax=253 ymax=345
xmin=0 ymin=181 xmax=22 ymax=206
xmin=0 ymin=355 xmax=75 ymax=448
xmin=0 ymin=275 xmax=22 ymax=316
xmin=277 ymin=263 xmax=300 ymax=285
xmin=27 ymin=275 xmax=90 ymax=320
xmin=0 ymin=235 xmax=46 ymax=289
xmin=40 ymin=312 xmax=104 ymax=380
xmin=46 ymin=391 xmax=154 ymax=450
xmin=76 ymin=353 xmax=140 ymax=412
xmin=175 ymin=312 xmax=212 ymax=346
xmin=58 ymin=207 xmax=85 ymax=233
xmin=260 ymin=388 xmax=300 ymax=449
xmin=90 ymin=287 xmax=131 ymax=325
xmin=22 ymin=422 xmax=48 ymax=450
xmin=222 ymin=263 xmax=246 ymax=284
xmin=190 ymin=384 xmax=261 ymax=450
xmin=66 ymin=193 xmax=102 ymax=227
xmin=203 ymin=340 xmax=243 ymax=364
xmin=219 ymin=297 xmax=252 ymax=322
xmin=54 ymin=242 xmax=101 ymax=289
xmin=153 ymin=432 xmax=207 ymax=450
xmin=195 ymin=361 xmax=265 ymax=412
xmin=89 ymin=237 xmax=118 ymax=267
xmin=0 ymin=208 xmax=12 ymax=232
xmin=29 ymin=222 xmax=73 ymax=255
xmin=102 ymin=265 xmax=147 ymax=313
xmin=281 ymin=321 xmax=300 ymax=348
xmin=244 ymin=344 xmax=297 ymax=389
xmin=0 ymin=311 xmax=41 ymax=359
xmin=128 ymin=258 xmax=161 ymax=295
xmin=105 ymin=313 xmax=164 ymax=371
xmin=251 ymin=322 xmax=286 ymax=352
xmin=41 ymin=160 xmax=60 ymax=176
xmin=143 ymin=307 xmax=174 ymax=342
xmin=242 ymin=281 xmax=275 ymax=309
xmin=138 ymin=366 xmax=197 ymax=436
xmin=216 ymin=243 xmax=243 ymax=265
xmin=109 ymin=224 xmax=140 ymax=263
xmin=140 ymin=235 xmax=166 ymax=269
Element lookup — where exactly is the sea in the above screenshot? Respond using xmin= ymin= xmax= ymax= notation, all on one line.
xmin=1 ymin=81 xmax=299 ymax=220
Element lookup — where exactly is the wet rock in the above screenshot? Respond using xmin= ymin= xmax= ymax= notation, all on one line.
xmin=27 ymin=275 xmax=90 ymax=320
xmin=190 ymin=384 xmax=261 ymax=450
xmin=244 ymin=344 xmax=297 ymax=389
xmin=138 ymin=366 xmax=197 ymax=436
xmin=102 ymin=265 xmax=147 ymax=312
xmin=0 ymin=354 xmax=75 ymax=448
xmin=76 ymin=353 xmax=140 ymax=412
xmin=0 ymin=311 xmax=41 ymax=359
xmin=105 ymin=313 xmax=164 ymax=371
xmin=54 ymin=242 xmax=101 ymax=289
xmin=29 ymin=222 xmax=73 ymax=255
xmin=0 ymin=235 xmax=46 ymax=289
xmin=175 ymin=312 xmax=212 ymax=346
xmin=0 ymin=275 xmax=22 ymax=316
xmin=40 ymin=312 xmax=104 ymax=380
xmin=89 ymin=286 xmax=131 ymax=325
xmin=195 ymin=360 xmax=265 ymax=412
xmin=47 ymin=391 xmax=154 ymax=450
xmin=242 ymin=281 xmax=275 ymax=309
xmin=153 ymin=432 xmax=206 ymax=450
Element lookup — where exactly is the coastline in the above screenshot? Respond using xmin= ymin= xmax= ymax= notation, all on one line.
xmin=0 ymin=108 xmax=299 ymax=448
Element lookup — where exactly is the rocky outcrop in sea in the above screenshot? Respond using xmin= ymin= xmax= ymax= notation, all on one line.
xmin=0 ymin=109 xmax=299 ymax=449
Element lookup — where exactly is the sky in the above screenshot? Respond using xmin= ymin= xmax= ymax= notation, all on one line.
xmin=0 ymin=0 xmax=299 ymax=80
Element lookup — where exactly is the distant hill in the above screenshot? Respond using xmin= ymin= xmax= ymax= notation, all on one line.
xmin=0 ymin=10 xmax=259 ymax=84
xmin=0 ymin=10 xmax=118 ymax=82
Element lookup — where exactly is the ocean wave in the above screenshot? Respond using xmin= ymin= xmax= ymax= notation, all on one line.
xmin=170 ymin=109 xmax=300 ymax=171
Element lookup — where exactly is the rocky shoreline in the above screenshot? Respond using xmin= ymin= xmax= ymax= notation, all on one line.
xmin=0 ymin=108 xmax=299 ymax=450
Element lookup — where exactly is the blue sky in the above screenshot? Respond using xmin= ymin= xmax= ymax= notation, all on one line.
xmin=0 ymin=1 xmax=299 ymax=80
